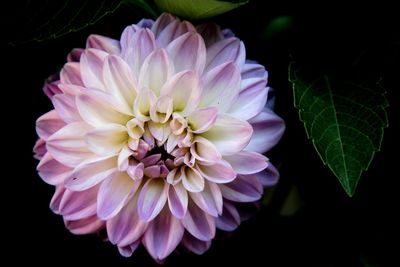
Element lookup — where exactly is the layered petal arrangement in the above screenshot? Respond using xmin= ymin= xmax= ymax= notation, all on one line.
xmin=34 ymin=13 xmax=285 ymax=261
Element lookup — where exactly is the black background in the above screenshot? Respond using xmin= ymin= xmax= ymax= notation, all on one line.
xmin=2 ymin=1 xmax=399 ymax=266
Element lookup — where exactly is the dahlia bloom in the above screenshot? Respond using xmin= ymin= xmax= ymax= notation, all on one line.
xmin=34 ymin=13 xmax=284 ymax=260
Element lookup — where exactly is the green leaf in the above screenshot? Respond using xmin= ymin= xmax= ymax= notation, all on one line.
xmin=289 ymin=64 xmax=389 ymax=196
xmin=8 ymin=0 xmax=122 ymax=46
xmin=154 ymin=0 xmax=247 ymax=20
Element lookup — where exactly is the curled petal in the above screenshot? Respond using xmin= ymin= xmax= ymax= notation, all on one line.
xmin=223 ymin=151 xmax=268 ymax=175
xmin=97 ymin=172 xmax=138 ymax=220
xmin=138 ymin=178 xmax=169 ymax=221
xmin=190 ymin=181 xmax=223 ymax=217
xmin=166 ymin=32 xmax=206 ymax=74
xmin=201 ymin=114 xmax=253 ymax=155
xmin=117 ymin=145 xmax=133 ymax=171
xmin=246 ymin=109 xmax=285 ymax=153
xmin=67 ymin=48 xmax=84 ymax=62
xmin=150 ymin=95 xmax=173 ymax=123
xmin=37 ymin=152 xmax=72 ymax=185
xmin=156 ymin=19 xmax=196 ymax=48
xmin=85 ymin=124 xmax=128 ymax=156
xmin=86 ymin=34 xmax=120 ymax=54
xmin=182 ymin=167 xmax=204 ymax=193
xmin=50 ymin=186 xmax=65 ymax=213
xmin=219 ymin=174 xmax=263 ymax=202
xmin=168 ymin=182 xmax=188 ymax=219
xmin=216 ymin=201 xmax=241 ymax=231
xmin=134 ymin=88 xmax=157 ymax=121
xmin=182 ymin=200 xmax=215 ymax=241
xmin=151 ymin=13 xmax=176 ymax=38
xmin=65 ymin=155 xmax=118 ymax=191
xmin=80 ymin=48 xmax=108 ymax=90
xmin=196 ymin=160 xmax=236 ymax=184
xmin=60 ymin=62 xmax=84 ymax=86
xmin=143 ymin=207 xmax=184 ymax=260
xmin=190 ymin=136 xmax=221 ymax=165
xmin=46 ymin=122 xmax=92 ymax=167
xmin=36 ymin=110 xmax=65 ymax=141
xmin=255 ymin=163 xmax=280 ymax=187
xmin=200 ymin=62 xmax=241 ymax=113
xmin=187 ymin=107 xmax=218 ymax=134
xmin=33 ymin=138 xmax=47 ymax=160
xmin=118 ymin=241 xmax=140 ymax=257
xmin=206 ymin=37 xmax=245 ymax=71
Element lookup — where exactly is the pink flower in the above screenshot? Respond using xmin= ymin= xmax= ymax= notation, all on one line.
xmin=34 ymin=13 xmax=285 ymax=261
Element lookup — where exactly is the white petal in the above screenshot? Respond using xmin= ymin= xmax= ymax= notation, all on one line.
xmin=137 ymin=178 xmax=169 ymax=221
xmin=85 ymin=124 xmax=128 ymax=156
xmin=224 ymin=151 xmax=268 ymax=175
xmin=196 ymin=160 xmax=236 ymax=184
xmin=187 ymin=107 xmax=218 ymax=134
xmin=206 ymin=37 xmax=245 ymax=71
xmin=190 ymin=136 xmax=221 ymax=165
xmin=52 ymin=93 xmax=82 ymax=123
xmin=80 ymin=48 xmax=108 ymax=90
xmin=86 ymin=34 xmax=120 ymax=54
xmin=181 ymin=166 xmax=204 ymax=193
xmin=190 ymin=181 xmax=223 ymax=217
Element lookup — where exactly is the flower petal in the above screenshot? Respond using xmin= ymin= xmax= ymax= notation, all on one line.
xmin=67 ymin=48 xmax=83 ymax=62
xmin=181 ymin=232 xmax=211 ymax=255
xmin=182 ymin=200 xmax=215 ymax=241
xmin=121 ymin=28 xmax=156 ymax=78
xmin=196 ymin=23 xmax=224 ymax=47
xmin=255 ymin=163 xmax=280 ymax=187
xmin=103 ymin=55 xmax=137 ymax=115
xmin=46 ymin=122 xmax=92 ymax=167
xmin=107 ymin=193 xmax=148 ymax=246
xmin=138 ymin=178 xmax=169 ymax=221
xmin=60 ymin=62 xmax=84 ymax=86
xmin=190 ymin=136 xmax=221 ymax=165
xmin=133 ymin=88 xmax=157 ymax=121
xmin=65 ymin=215 xmax=104 ymax=235
xmin=167 ymin=182 xmax=188 ymax=219
xmin=97 ymin=172 xmax=138 ymax=220
xmin=52 ymin=93 xmax=82 ymax=123
xmin=187 ymin=107 xmax=218 ymax=134
xmin=85 ymin=124 xmax=128 ymax=156
xmin=33 ymin=138 xmax=46 ymax=160
xmin=246 ymin=108 xmax=285 ymax=153
xmin=215 ymin=201 xmax=240 ymax=231
xmin=206 ymin=37 xmax=245 ymax=71
xmin=36 ymin=110 xmax=65 ymax=141
xmin=156 ymin=20 xmax=196 ymax=48
xmin=151 ymin=13 xmax=176 ymax=38
xmin=219 ymin=174 xmax=263 ymax=202
xmin=160 ymin=70 xmax=202 ymax=116
xmin=201 ymin=114 xmax=253 ymax=155
xmin=182 ymin=167 xmax=204 ymax=193
xmin=143 ymin=207 xmax=184 ymax=260
xmin=50 ymin=186 xmax=66 ymax=213
xmin=166 ymin=32 xmax=206 ymax=74
xmin=196 ymin=160 xmax=236 ymax=184
xmin=65 ymin=155 xmax=118 ymax=191
xmin=223 ymin=151 xmax=268 ymax=175
xmin=86 ymin=34 xmax=120 ymax=54
xmin=228 ymin=84 xmax=269 ymax=121
xmin=59 ymin=185 xmax=99 ymax=220
xmin=139 ymin=49 xmax=174 ymax=96
xmin=80 ymin=48 xmax=109 ymax=90
xmin=37 ymin=152 xmax=72 ymax=185
xmin=76 ymin=89 xmax=131 ymax=127
xmin=190 ymin=181 xmax=223 ymax=217
xmin=118 ymin=241 xmax=140 ymax=257
xmin=199 ymin=62 xmax=241 ymax=113
xmin=241 ymin=63 xmax=268 ymax=79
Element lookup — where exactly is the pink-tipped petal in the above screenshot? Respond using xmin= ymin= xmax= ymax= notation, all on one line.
xmin=201 ymin=114 xmax=253 ymax=155
xmin=182 ymin=232 xmax=211 ymax=255
xmin=103 ymin=55 xmax=137 ymax=115
xmin=118 ymin=241 xmax=140 ymax=257
xmin=190 ymin=136 xmax=221 ymax=165
xmin=138 ymin=178 xmax=169 ymax=221
xmin=200 ymin=62 xmax=241 ymax=113
xmin=187 ymin=107 xmax=218 ymax=134
xmin=246 ymin=108 xmax=285 ymax=153
xmin=143 ymin=207 xmax=184 ymax=260
xmin=156 ymin=20 xmax=196 ymax=48
xmin=60 ymin=62 xmax=84 ymax=86
xmin=76 ymin=89 xmax=131 ymax=127
xmin=215 ymin=201 xmax=240 ymax=231
xmin=122 ymin=28 xmax=156 ymax=78
xmin=85 ymin=124 xmax=128 ymax=156
xmin=86 ymin=34 xmax=120 ymax=54
xmin=228 ymin=84 xmax=269 ymax=121
xmin=224 ymin=151 xmax=268 ymax=175
xmin=97 ymin=172 xmax=138 ymax=220
xmin=80 ymin=48 xmax=108 ymax=90
xmin=139 ymin=49 xmax=174 ymax=96
xmin=59 ymin=185 xmax=99 ymax=220
xmin=190 ymin=181 xmax=223 ymax=217
xmin=196 ymin=160 xmax=236 ymax=184
xmin=255 ymin=163 xmax=280 ymax=187
xmin=33 ymin=138 xmax=47 ymax=160
xmin=206 ymin=37 xmax=245 ymax=71
xmin=37 ymin=152 xmax=72 ymax=185
xmin=46 ymin=122 xmax=92 ymax=167
xmin=107 ymin=193 xmax=148 ymax=247
xmin=168 ymin=182 xmax=188 ymax=219
xmin=65 ymin=155 xmax=118 ymax=191
xmin=219 ymin=174 xmax=263 ymax=202
xmin=67 ymin=48 xmax=84 ymax=62
xmin=43 ymin=78 xmax=62 ymax=99
xmin=151 ymin=13 xmax=176 ymax=37
xmin=36 ymin=110 xmax=65 ymax=141
xmin=50 ymin=186 xmax=66 ymax=213
xmin=166 ymin=32 xmax=206 ymax=74
xmin=160 ymin=70 xmax=202 ymax=116
xmin=52 ymin=93 xmax=81 ymax=123
xmin=65 ymin=215 xmax=104 ymax=235
xmin=181 ymin=167 xmax=204 ymax=193
xmin=182 ymin=200 xmax=216 ymax=241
